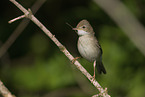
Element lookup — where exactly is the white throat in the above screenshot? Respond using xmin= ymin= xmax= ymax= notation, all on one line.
xmin=77 ymin=30 xmax=89 ymax=36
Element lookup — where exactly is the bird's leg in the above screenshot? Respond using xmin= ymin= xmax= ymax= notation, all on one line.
xmin=71 ymin=57 xmax=81 ymax=64
xmin=93 ymin=60 xmax=96 ymax=78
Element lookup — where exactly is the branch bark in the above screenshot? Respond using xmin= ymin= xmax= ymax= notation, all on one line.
xmin=8 ymin=0 xmax=110 ymax=97
xmin=0 ymin=80 xmax=15 ymax=97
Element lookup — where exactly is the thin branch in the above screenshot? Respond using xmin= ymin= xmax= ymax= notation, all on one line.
xmin=94 ymin=0 xmax=145 ymax=56
xmin=8 ymin=0 xmax=110 ymax=97
xmin=8 ymin=15 xmax=25 ymax=23
xmin=0 ymin=80 xmax=15 ymax=97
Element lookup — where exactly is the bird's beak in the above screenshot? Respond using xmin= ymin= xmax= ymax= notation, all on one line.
xmin=72 ymin=28 xmax=78 ymax=34
xmin=72 ymin=28 xmax=78 ymax=30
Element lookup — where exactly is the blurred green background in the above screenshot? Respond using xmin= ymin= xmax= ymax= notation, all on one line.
xmin=0 ymin=0 xmax=145 ymax=97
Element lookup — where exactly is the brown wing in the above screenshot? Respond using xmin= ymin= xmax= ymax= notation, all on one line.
xmin=96 ymin=39 xmax=103 ymax=54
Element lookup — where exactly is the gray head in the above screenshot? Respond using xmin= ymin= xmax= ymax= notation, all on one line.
xmin=73 ymin=20 xmax=94 ymax=36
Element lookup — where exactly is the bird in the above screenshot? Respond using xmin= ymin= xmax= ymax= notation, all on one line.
xmin=72 ymin=19 xmax=106 ymax=78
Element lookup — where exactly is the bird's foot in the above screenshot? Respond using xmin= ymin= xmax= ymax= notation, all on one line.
xmin=93 ymin=61 xmax=96 ymax=79
xmin=71 ymin=57 xmax=81 ymax=64
xmin=93 ymin=74 xmax=96 ymax=79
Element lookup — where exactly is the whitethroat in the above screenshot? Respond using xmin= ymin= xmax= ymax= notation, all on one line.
xmin=72 ymin=20 xmax=106 ymax=78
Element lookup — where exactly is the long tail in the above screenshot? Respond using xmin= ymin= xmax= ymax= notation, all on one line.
xmin=97 ymin=61 xmax=106 ymax=74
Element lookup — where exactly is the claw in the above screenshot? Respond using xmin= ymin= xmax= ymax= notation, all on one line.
xmin=93 ymin=74 xmax=95 ymax=79
xmin=93 ymin=60 xmax=96 ymax=78
xmin=71 ymin=57 xmax=81 ymax=64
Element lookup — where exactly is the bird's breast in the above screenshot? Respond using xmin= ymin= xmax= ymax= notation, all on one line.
xmin=77 ymin=35 xmax=101 ymax=62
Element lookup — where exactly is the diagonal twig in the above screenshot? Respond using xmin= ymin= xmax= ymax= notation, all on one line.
xmin=0 ymin=80 xmax=15 ymax=97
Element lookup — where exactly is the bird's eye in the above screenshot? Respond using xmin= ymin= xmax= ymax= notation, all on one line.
xmin=82 ymin=26 xmax=86 ymax=28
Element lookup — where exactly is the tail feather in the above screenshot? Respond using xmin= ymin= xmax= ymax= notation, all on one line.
xmin=97 ymin=61 xmax=106 ymax=74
